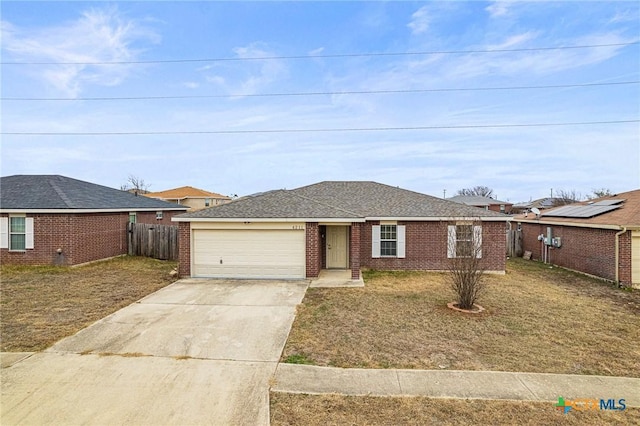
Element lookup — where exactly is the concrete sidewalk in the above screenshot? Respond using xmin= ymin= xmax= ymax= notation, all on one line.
xmin=272 ymin=364 xmax=640 ymax=406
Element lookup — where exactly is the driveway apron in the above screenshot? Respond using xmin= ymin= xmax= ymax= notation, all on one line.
xmin=1 ymin=279 xmax=308 ymax=425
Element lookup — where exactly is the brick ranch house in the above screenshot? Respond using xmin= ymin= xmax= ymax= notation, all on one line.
xmin=173 ymin=181 xmax=509 ymax=279
xmin=0 ymin=175 xmax=187 ymax=266
xmin=514 ymin=189 xmax=640 ymax=287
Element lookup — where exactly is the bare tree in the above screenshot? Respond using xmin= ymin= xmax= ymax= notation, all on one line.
xmin=552 ymin=189 xmax=582 ymax=206
xmin=589 ymin=188 xmax=612 ymax=199
xmin=120 ymin=175 xmax=151 ymax=194
xmin=456 ymin=186 xmax=494 ymax=198
xmin=447 ymin=221 xmax=485 ymax=310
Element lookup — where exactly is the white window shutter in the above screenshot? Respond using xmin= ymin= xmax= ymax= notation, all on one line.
xmin=25 ymin=218 xmax=34 ymax=249
xmin=372 ymin=225 xmax=381 ymax=258
xmin=473 ymin=225 xmax=482 ymax=258
xmin=0 ymin=217 xmax=8 ymax=249
xmin=447 ymin=225 xmax=456 ymax=258
xmin=397 ymin=225 xmax=406 ymax=258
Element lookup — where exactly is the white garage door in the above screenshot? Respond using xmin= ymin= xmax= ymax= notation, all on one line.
xmin=192 ymin=229 xmax=306 ymax=279
xmin=632 ymin=232 xmax=640 ymax=287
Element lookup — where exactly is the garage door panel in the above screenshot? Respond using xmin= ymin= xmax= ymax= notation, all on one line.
xmin=193 ymin=229 xmax=305 ymax=279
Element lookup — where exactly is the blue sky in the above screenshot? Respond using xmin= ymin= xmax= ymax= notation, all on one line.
xmin=1 ymin=1 xmax=639 ymax=202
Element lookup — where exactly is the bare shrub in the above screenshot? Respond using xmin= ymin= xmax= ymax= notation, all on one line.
xmin=448 ymin=222 xmax=485 ymax=310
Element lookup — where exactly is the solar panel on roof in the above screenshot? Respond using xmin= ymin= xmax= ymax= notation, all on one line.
xmin=591 ymin=199 xmax=624 ymax=206
xmin=542 ymin=205 xmax=621 ymax=218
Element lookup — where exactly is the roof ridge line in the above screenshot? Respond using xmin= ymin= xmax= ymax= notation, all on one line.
xmin=48 ymin=177 xmax=75 ymax=208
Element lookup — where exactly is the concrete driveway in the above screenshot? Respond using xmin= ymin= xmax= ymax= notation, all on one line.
xmin=1 ymin=279 xmax=308 ymax=425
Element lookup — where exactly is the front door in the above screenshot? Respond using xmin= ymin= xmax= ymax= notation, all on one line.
xmin=326 ymin=226 xmax=349 ymax=269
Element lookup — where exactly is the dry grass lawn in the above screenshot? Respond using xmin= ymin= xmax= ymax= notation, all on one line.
xmin=282 ymin=259 xmax=640 ymax=376
xmin=1 ymin=256 xmax=178 ymax=352
xmin=270 ymin=393 xmax=640 ymax=426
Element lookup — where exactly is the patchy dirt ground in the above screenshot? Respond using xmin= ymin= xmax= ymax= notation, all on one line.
xmin=1 ymin=256 xmax=177 ymax=352
xmin=282 ymin=259 xmax=640 ymax=376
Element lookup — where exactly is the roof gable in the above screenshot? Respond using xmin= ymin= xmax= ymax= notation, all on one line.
xmin=0 ymin=175 xmax=188 ymax=211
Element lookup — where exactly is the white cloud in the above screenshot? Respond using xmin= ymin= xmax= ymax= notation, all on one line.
xmin=488 ymin=32 xmax=538 ymax=49
xmin=407 ymin=6 xmax=430 ymax=35
xmin=1 ymin=7 xmax=159 ymax=97
xmin=486 ymin=1 xmax=510 ymax=18
xmin=203 ymin=43 xmax=288 ymax=96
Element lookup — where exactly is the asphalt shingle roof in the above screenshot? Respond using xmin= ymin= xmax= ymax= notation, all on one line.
xmin=0 ymin=175 xmax=188 ymax=211
xmin=177 ymin=181 xmax=507 ymax=219
xmin=448 ymin=195 xmax=511 ymax=206
xmin=513 ymin=189 xmax=640 ymax=227
xmin=145 ymin=186 xmax=230 ymax=200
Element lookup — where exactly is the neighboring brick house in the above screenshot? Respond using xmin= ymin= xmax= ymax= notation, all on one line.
xmin=0 ymin=175 xmax=188 ymax=266
xmin=173 ymin=181 xmax=508 ymax=280
xmin=145 ymin=186 xmax=231 ymax=211
xmin=514 ymin=189 xmax=640 ymax=287
xmin=448 ymin=195 xmax=513 ymax=214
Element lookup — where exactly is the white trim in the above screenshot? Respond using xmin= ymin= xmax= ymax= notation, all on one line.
xmin=372 ymin=225 xmax=381 ymax=258
xmin=174 ymin=217 xmax=366 ymax=223
xmin=516 ymin=218 xmax=636 ymax=230
xmin=365 ymin=216 xmax=509 ymax=222
xmin=397 ymin=225 xmax=406 ymax=258
xmin=0 ymin=217 xmax=8 ymax=249
xmin=473 ymin=224 xmax=482 ymax=259
xmin=173 ymin=216 xmax=508 ymax=223
xmin=25 ymin=218 xmax=34 ymax=249
xmin=0 ymin=208 xmax=187 ymax=214
xmin=447 ymin=225 xmax=456 ymax=258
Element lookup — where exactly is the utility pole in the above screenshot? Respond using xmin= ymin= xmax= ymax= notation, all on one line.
xmin=443 ymin=189 xmax=447 ymax=199
xmin=550 ymin=188 xmax=553 ymax=198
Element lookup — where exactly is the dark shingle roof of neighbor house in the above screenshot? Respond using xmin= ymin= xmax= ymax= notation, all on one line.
xmin=448 ymin=195 xmax=511 ymax=206
xmin=176 ymin=181 xmax=508 ymax=220
xmin=0 ymin=175 xmax=188 ymax=211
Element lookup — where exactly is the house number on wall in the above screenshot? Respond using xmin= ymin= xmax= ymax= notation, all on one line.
xmin=292 ymin=225 xmax=305 ymax=230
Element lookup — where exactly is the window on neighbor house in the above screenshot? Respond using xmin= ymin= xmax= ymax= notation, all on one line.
xmin=205 ymin=198 xmax=211 ymax=207
xmin=1 ymin=215 xmax=34 ymax=251
xmin=10 ymin=216 xmax=26 ymax=251
xmin=129 ymin=212 xmax=137 ymax=223
xmin=500 ymin=204 xmax=505 ymax=213
xmin=380 ymin=225 xmax=397 ymax=256
xmin=156 ymin=211 xmax=163 ymax=220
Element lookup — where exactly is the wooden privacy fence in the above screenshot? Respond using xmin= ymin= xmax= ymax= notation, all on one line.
xmin=506 ymin=229 xmax=523 ymax=258
xmin=128 ymin=223 xmax=179 ymax=261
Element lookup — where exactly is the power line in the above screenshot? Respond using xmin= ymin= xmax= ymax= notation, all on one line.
xmin=2 ymin=41 xmax=637 ymax=65
xmin=3 ymin=120 xmax=637 ymax=136
xmin=3 ymin=81 xmax=638 ymax=101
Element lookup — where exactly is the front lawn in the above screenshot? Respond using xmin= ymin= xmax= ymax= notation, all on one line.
xmin=1 ymin=256 xmax=178 ymax=352
xmin=270 ymin=393 xmax=640 ymax=426
xmin=281 ymin=259 xmax=640 ymax=376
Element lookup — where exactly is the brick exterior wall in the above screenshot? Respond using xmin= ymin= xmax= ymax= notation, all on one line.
xmin=349 ymin=223 xmax=362 ymax=279
xmin=360 ymin=221 xmax=506 ymax=272
xmin=177 ymin=222 xmax=191 ymax=277
xmin=305 ymin=222 xmax=321 ymax=278
xmin=0 ymin=210 xmax=183 ymax=266
xmin=519 ymin=222 xmax=632 ymax=285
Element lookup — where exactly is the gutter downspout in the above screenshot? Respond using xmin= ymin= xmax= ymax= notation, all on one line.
xmin=614 ymin=226 xmax=627 ymax=285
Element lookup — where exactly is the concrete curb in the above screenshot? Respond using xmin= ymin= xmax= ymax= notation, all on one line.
xmin=272 ymin=364 xmax=640 ymax=407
